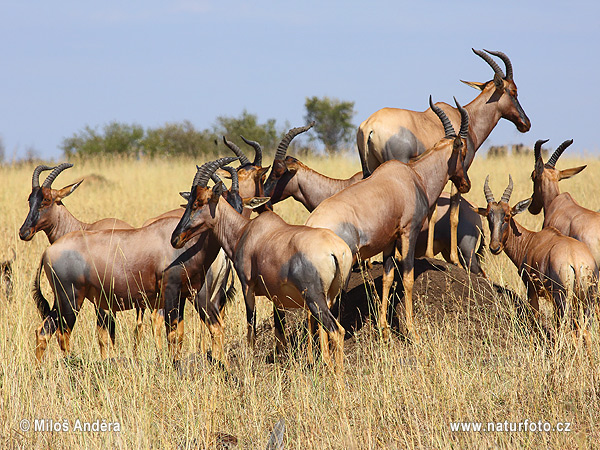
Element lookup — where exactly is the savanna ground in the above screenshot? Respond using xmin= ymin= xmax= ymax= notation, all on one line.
xmin=0 ymin=151 xmax=599 ymax=449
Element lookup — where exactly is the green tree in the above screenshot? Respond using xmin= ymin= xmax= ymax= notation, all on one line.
xmin=213 ymin=110 xmax=279 ymax=152
xmin=304 ymin=96 xmax=355 ymax=154
xmin=142 ymin=121 xmax=216 ymax=157
xmin=61 ymin=122 xmax=144 ymax=158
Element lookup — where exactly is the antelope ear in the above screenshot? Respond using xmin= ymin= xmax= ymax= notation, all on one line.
xmin=55 ymin=179 xmax=84 ymax=200
xmin=215 ymin=168 xmax=232 ymax=179
xmin=243 ymin=197 xmax=270 ymax=209
xmin=258 ymin=166 xmax=271 ymax=182
xmin=179 ymin=191 xmax=191 ymax=201
xmin=460 ymin=80 xmax=485 ymax=91
xmin=512 ymin=198 xmax=532 ymax=215
xmin=211 ymin=181 xmax=225 ymax=202
xmin=559 ymin=165 xmax=586 ymax=180
xmin=493 ymin=73 xmax=504 ymax=89
xmin=472 ymin=206 xmax=488 ymax=216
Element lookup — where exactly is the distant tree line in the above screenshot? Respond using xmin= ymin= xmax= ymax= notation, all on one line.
xmin=60 ymin=97 xmax=356 ymax=159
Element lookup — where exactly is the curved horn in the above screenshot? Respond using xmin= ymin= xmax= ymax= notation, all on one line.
xmin=42 ymin=163 xmax=73 ymax=188
xmin=274 ymin=122 xmax=315 ymax=161
xmin=221 ymin=166 xmax=239 ymax=193
xmin=453 ymin=97 xmax=469 ymax=139
xmin=546 ymin=139 xmax=574 ymax=168
xmin=192 ymin=157 xmax=238 ymax=187
xmin=534 ymin=139 xmax=549 ymax=163
xmin=501 ymin=175 xmax=513 ymax=204
xmin=211 ymin=173 xmax=223 ymax=185
xmin=472 ymin=48 xmax=505 ymax=79
xmin=483 ymin=175 xmax=495 ymax=204
xmin=32 ymin=165 xmax=54 ymax=188
xmin=429 ymin=96 xmax=455 ymax=138
xmin=483 ymin=49 xmax=513 ymax=80
xmin=222 ymin=136 xmax=251 ymax=166
xmin=240 ymin=136 xmax=262 ymax=167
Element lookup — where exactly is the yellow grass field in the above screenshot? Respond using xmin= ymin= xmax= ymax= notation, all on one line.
xmin=0 ymin=151 xmax=599 ymax=449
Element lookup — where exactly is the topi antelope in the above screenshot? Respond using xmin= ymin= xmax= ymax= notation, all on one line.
xmin=305 ymin=97 xmax=471 ymax=341
xmin=476 ymin=176 xmax=598 ymax=348
xmin=263 ymin=135 xmax=485 ymax=275
xmin=357 ymin=49 xmax=530 ymax=265
xmin=32 ymin=157 xmax=250 ymax=365
xmin=171 ymin=158 xmax=353 ymax=373
xmin=19 ymin=163 xmax=134 ymax=358
xmin=529 ymin=139 xmax=600 ymax=265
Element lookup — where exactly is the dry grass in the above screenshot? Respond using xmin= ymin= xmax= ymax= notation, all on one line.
xmin=0 ymin=152 xmax=599 ymax=449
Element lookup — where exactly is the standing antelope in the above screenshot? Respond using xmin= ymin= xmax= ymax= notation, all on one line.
xmin=263 ymin=136 xmax=485 ymax=275
xmin=32 ymin=157 xmax=248 ymax=365
xmin=529 ymin=139 xmax=600 ymax=265
xmin=19 ymin=163 xmax=133 ymax=358
xmin=475 ymin=176 xmax=598 ymax=348
xmin=357 ymin=49 xmax=530 ymax=264
xmin=305 ymin=97 xmax=471 ymax=341
xmin=171 ymin=155 xmax=352 ymax=373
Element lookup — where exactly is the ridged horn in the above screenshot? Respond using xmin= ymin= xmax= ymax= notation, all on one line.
xmin=192 ymin=157 xmax=238 ymax=187
xmin=453 ymin=97 xmax=469 ymax=138
xmin=32 ymin=165 xmax=54 ymax=188
xmin=534 ymin=139 xmax=549 ymax=163
xmin=222 ymin=136 xmax=251 ymax=166
xmin=483 ymin=49 xmax=513 ymax=80
xmin=483 ymin=175 xmax=495 ymax=204
xmin=472 ymin=48 xmax=505 ymax=78
xmin=221 ymin=166 xmax=239 ymax=193
xmin=546 ymin=139 xmax=574 ymax=168
xmin=429 ymin=96 xmax=455 ymax=138
xmin=240 ymin=136 xmax=262 ymax=166
xmin=501 ymin=175 xmax=513 ymax=204
xmin=42 ymin=163 xmax=73 ymax=188
xmin=274 ymin=122 xmax=315 ymax=161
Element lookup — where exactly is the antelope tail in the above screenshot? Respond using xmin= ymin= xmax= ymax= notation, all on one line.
xmin=357 ymin=125 xmax=373 ymax=178
xmin=32 ymin=257 xmax=51 ymax=319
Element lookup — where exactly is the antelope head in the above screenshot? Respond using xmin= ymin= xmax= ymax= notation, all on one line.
xmin=19 ymin=163 xmax=83 ymax=241
xmin=262 ymin=122 xmax=315 ymax=198
xmin=429 ymin=96 xmax=471 ymax=194
xmin=171 ymin=157 xmax=238 ymax=249
xmin=462 ymin=49 xmax=531 ymax=133
xmin=221 ymin=136 xmax=270 ymax=199
xmin=529 ymin=139 xmax=586 ymax=215
xmin=475 ymin=175 xmax=532 ymax=254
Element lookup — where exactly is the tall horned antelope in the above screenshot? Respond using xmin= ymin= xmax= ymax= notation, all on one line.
xmin=529 ymin=139 xmax=600 ymax=265
xmin=171 ymin=155 xmax=352 ymax=373
xmin=476 ymin=176 xmax=598 ymax=348
xmin=306 ymin=97 xmax=471 ymax=341
xmin=357 ymin=49 xmax=530 ymax=264
xmin=32 ymin=157 xmax=248 ymax=365
xmin=263 ymin=133 xmax=485 ymax=275
xmin=19 ymin=163 xmax=134 ymax=358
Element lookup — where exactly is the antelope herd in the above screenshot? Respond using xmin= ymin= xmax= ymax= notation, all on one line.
xmin=10 ymin=48 xmax=600 ymax=373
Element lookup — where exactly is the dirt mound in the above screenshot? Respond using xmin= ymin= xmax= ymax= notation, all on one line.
xmin=339 ymin=257 xmax=521 ymax=337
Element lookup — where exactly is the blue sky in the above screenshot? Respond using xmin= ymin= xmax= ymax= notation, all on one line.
xmin=1 ymin=1 xmax=598 ymax=160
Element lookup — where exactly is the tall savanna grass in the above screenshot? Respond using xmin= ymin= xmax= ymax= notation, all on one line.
xmin=0 ymin=151 xmax=599 ymax=449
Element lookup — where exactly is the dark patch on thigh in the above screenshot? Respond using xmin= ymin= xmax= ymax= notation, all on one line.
xmin=334 ymin=222 xmax=364 ymax=256
xmin=280 ymin=252 xmax=326 ymax=301
xmin=382 ymin=128 xmax=426 ymax=163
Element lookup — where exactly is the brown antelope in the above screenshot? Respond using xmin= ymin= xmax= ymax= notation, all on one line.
xmin=529 ymin=139 xmax=600 ymax=265
xmin=263 ymin=139 xmax=485 ymax=275
xmin=32 ymin=157 xmax=252 ymax=365
xmin=306 ymin=97 xmax=471 ymax=341
xmin=171 ymin=152 xmax=353 ymax=373
xmin=357 ymin=49 xmax=531 ymax=264
xmin=19 ymin=163 xmax=133 ymax=358
xmin=476 ymin=176 xmax=598 ymax=348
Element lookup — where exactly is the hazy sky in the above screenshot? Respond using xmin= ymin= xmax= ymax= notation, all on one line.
xmin=1 ymin=1 xmax=598 ymax=160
